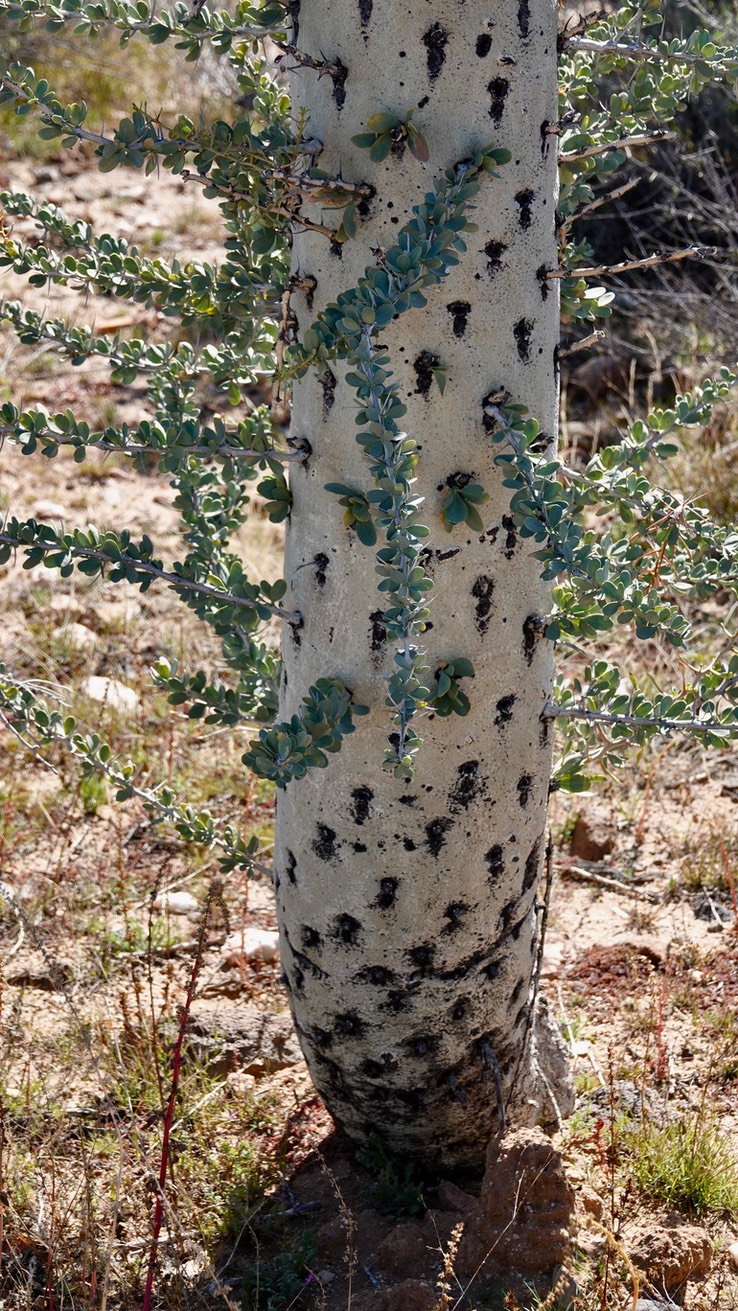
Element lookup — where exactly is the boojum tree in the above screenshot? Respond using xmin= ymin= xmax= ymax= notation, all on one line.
xmin=2 ymin=0 xmax=738 ymax=1167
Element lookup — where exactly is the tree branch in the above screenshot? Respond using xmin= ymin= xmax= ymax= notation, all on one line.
xmin=549 ymin=244 xmax=715 ymax=280
xmin=560 ymin=130 xmax=676 ymax=162
xmin=566 ymin=36 xmax=738 ymax=69
xmin=544 ymin=702 xmax=735 ymax=735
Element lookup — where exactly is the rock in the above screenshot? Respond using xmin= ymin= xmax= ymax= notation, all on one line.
xmin=570 ymin=802 xmax=616 ymax=861
xmin=578 ymin=1185 xmax=604 ymax=1220
xmin=437 ymin=1179 xmax=476 ymax=1215
xmin=56 ymin=622 xmax=97 ymax=650
xmin=153 ymin=890 xmax=199 ymax=915
xmin=375 ymin=1223 xmax=428 ymax=1278
xmin=317 ymin=1209 xmax=389 ymax=1264
xmin=457 ymin=1128 xmax=575 ymax=1277
xmin=316 ymin=1271 xmax=335 ymax=1285
xmin=628 ymin=1219 xmax=713 ymax=1293
xmin=185 ymin=1001 xmax=301 ymax=1075
xmin=367 ymin=1279 xmax=437 ymax=1311
xmin=635 ymin=1300 xmax=679 ymax=1311
xmin=220 ymin=927 xmax=280 ymax=965
xmin=5 ymin=951 xmax=74 ymax=990
xmin=33 ymin=499 xmax=66 ymax=520
xmin=45 ymin=594 xmax=85 ymax=619
xmin=728 ymin=1240 xmax=738 ymax=1271
xmin=80 ymin=676 xmax=139 ymax=712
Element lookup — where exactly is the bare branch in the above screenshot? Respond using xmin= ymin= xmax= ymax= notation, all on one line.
xmin=558 ymin=329 xmax=606 ymax=359
xmin=560 ymin=130 xmax=676 ymax=162
xmin=566 ymin=36 xmax=738 ymax=70
xmin=549 ymin=244 xmax=716 ymax=280
xmin=544 ymin=702 xmax=735 ymax=735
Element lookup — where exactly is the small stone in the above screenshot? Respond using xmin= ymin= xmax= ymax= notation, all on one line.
xmin=316 ymin=1271 xmax=335 ymax=1285
xmin=33 ymin=499 xmax=66 ymax=520
xmin=45 ymin=594 xmax=85 ymax=619
xmin=635 ymin=1300 xmax=679 ymax=1311
xmin=220 ymin=927 xmax=280 ymax=965
xmin=579 ymin=1185 xmax=604 ymax=1220
xmin=185 ymin=1001 xmax=301 ymax=1075
xmin=727 ymin=1240 xmax=738 ymax=1271
xmin=5 ymin=951 xmax=74 ymax=990
xmin=437 ymin=1179 xmax=476 ymax=1215
xmin=154 ymin=890 xmax=199 ymax=915
xmin=80 ymin=676 xmax=140 ymax=713
xmin=570 ymin=801 xmax=616 ymax=861
xmin=629 ymin=1219 xmax=712 ymax=1293
xmin=57 ymin=622 xmax=97 ymax=650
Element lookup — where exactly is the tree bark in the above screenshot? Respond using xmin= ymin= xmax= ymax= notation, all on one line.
xmin=275 ymin=0 xmax=572 ymax=1168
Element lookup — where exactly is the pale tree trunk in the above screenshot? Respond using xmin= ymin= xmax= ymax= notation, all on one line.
xmin=275 ymin=0 xmax=572 ymax=1168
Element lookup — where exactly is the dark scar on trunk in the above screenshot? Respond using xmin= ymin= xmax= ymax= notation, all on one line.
xmin=510 ymin=978 xmax=525 ymax=1007
xmin=373 ymin=877 xmax=399 ymax=909
xmin=358 ymin=0 xmax=372 ymax=27
xmin=517 ymin=773 xmax=533 ymax=807
xmin=313 ymin=824 xmax=337 ymax=861
xmin=318 ymin=368 xmax=336 ymax=414
xmin=406 ymin=1034 xmax=439 ymax=1057
xmin=353 ymin=841 xmax=367 ymax=853
xmin=286 ymin=850 xmax=297 ymax=884
xmin=407 ymin=943 xmax=436 ymax=972
xmin=403 ymin=836 xmax=416 ymax=851
xmin=495 ymin=694 xmax=516 ymax=726
xmin=476 ymin=33 xmax=492 ymax=56
xmin=334 ymin=1012 xmax=366 ymax=1037
xmin=472 ymin=575 xmax=494 ymax=635
xmin=301 ymin=925 xmax=322 ymax=950
xmin=523 ymin=838 xmax=542 ymax=892
xmin=399 ymin=794 xmax=415 ymax=806
xmin=358 ymin=964 xmax=396 ymax=986
xmin=422 ymin=22 xmax=448 ymax=79
xmin=290 ymin=947 xmax=328 ymax=980
xmin=383 ymin=988 xmax=414 ymax=1013
xmin=292 ymin=968 xmax=304 ymax=991
xmin=425 ymin=816 xmax=454 ymax=857
xmin=290 ymin=621 xmax=302 ymax=647
xmin=515 ymin=188 xmax=534 ymax=229
xmin=414 ymin=349 xmax=440 ymax=397
xmin=536 ymin=263 xmax=550 ymax=299
xmin=350 ymin=785 xmax=373 ymax=825
xmin=329 ymin=238 xmax=343 ymax=259
xmin=314 ymin=553 xmax=328 ymax=586
xmin=369 ymin=609 xmax=387 ymax=652
xmin=483 ymin=240 xmax=507 ymax=278
xmin=442 ymin=901 xmax=470 ymax=933
xmin=333 ymin=912 xmax=362 ymax=945
xmin=449 ymin=760 xmax=482 ymax=812
xmin=518 ymin=0 xmax=530 ymax=38
xmin=451 ymin=999 xmax=469 ymax=1020
xmin=287 ymin=0 xmax=300 ymax=41
xmin=331 ymin=57 xmax=348 ymax=109
xmin=522 ymin=612 xmax=543 ymax=664
xmin=447 ymin=299 xmax=471 ymax=337
xmin=502 ymin=513 xmax=517 ymax=558
xmin=514 ymin=317 xmax=533 ymax=362
xmin=312 ymin=1026 xmax=333 ymax=1048
xmin=485 ymin=844 xmax=504 ymax=879
xmin=487 ymin=77 xmax=509 ymax=126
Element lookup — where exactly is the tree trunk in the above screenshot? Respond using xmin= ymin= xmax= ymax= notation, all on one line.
xmin=275 ymin=0 xmax=572 ymax=1168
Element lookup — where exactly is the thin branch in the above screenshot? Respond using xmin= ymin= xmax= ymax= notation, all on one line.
xmin=560 ymin=130 xmax=676 ymax=162
xmin=558 ymin=329 xmax=606 ymax=358
xmin=544 ymin=702 xmax=736 ymax=735
xmin=0 ymin=427 xmax=308 ymax=463
xmin=569 ymin=176 xmax=639 ymax=223
xmin=566 ymin=36 xmax=738 ymax=68
xmin=549 ymin=244 xmax=715 ymax=280
xmin=0 ymin=531 xmax=300 ymax=624
xmin=558 ymin=862 xmax=661 ymax=903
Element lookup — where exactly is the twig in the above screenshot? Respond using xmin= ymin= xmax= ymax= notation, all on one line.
xmin=558 ymin=329 xmax=606 ymax=358
xmin=544 ymin=701 xmax=736 ymax=735
xmin=566 ymin=35 xmax=738 ymax=68
xmin=560 ymin=130 xmax=676 ymax=162
xmin=557 ymin=861 xmax=661 ymax=903
xmin=548 ymin=244 xmax=715 ymax=279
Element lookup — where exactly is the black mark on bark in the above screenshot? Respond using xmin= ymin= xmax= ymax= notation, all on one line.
xmin=517 ymin=0 xmax=530 ymax=38
xmin=499 ymin=897 xmax=516 ymax=930
xmin=487 ymin=77 xmax=509 ymax=126
xmin=291 ymin=622 xmax=301 ymax=648
xmin=522 ymin=612 xmax=543 ymax=665
xmin=449 ymin=760 xmax=482 ymax=812
xmin=399 ymin=795 xmax=416 ymax=807
xmin=417 ymin=94 xmax=430 ymax=108
xmin=510 ymin=978 xmax=524 ymax=1006
xmin=447 ymin=299 xmax=471 ymax=337
xmin=523 ymin=838 xmax=542 ymax=892
xmin=485 ymin=959 xmax=501 ymax=980
xmin=292 ymin=968 xmax=303 ymax=992
xmin=451 ymin=999 xmax=469 ymax=1021
xmin=486 ymin=844 xmax=504 ymax=879
xmin=350 ymin=785 xmax=373 ymax=826
xmin=495 ymin=694 xmax=516 ymax=726
xmin=314 ymin=553 xmax=328 ymax=586
xmin=514 ymin=317 xmax=533 ymax=362
xmin=358 ymin=0 xmax=372 ymax=27
xmin=332 ymin=58 xmax=348 ymax=109
xmin=502 ymin=513 xmax=517 ymax=558
xmin=443 ymin=901 xmax=470 ymax=933
xmin=476 ymin=32 xmax=492 ymax=57
xmin=406 ymin=1034 xmax=439 ymax=1057
xmin=329 ymin=238 xmax=343 ymax=260
xmin=422 ymin=22 xmax=448 ymax=79
xmin=425 ymin=817 xmax=454 ymax=857
xmin=483 ymin=240 xmax=507 ymax=279
xmin=352 ymin=841 xmax=367 ymax=853
xmin=286 ymin=850 xmax=297 ymax=884
xmin=359 ymin=964 xmax=396 ymax=987
xmin=333 ymin=912 xmax=362 ymax=946
xmin=312 ymin=1026 xmax=333 ymax=1048
xmin=313 ymin=825 xmax=337 ymax=861
xmin=435 ymin=546 xmax=461 ymax=562
xmin=287 ymin=0 xmax=300 ymax=42
xmin=383 ymin=988 xmax=414 ymax=1013
xmin=517 ymin=773 xmax=533 ymax=808
xmin=369 ymin=610 xmax=387 ymax=652
xmin=373 ymin=877 xmax=399 ymax=910
xmin=318 ymin=368 xmax=336 ymax=414
xmin=301 ymin=925 xmax=322 ymax=950
xmin=472 ymin=575 xmax=494 ymax=635
xmin=536 ymin=263 xmax=550 ymax=300
xmin=515 ymin=188 xmax=535 ymax=229
xmin=408 ymin=943 xmax=436 ymax=972
xmin=414 ymin=349 xmax=440 ymax=397
xmin=403 ymin=836 xmax=416 ymax=851
xmin=334 ymin=1012 xmax=366 ymax=1037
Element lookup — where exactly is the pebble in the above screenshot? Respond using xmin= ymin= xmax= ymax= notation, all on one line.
xmin=33 ymin=499 xmax=67 ymax=520
xmin=57 ymin=621 xmax=97 ymax=650
xmin=79 ymin=675 xmax=140 ymax=713
xmin=153 ymin=890 xmax=199 ymax=916
xmin=220 ymin=927 xmax=280 ymax=966
xmin=636 ymin=1300 xmax=678 ymax=1311
xmin=317 ymin=1271 xmax=335 ymax=1285
xmin=727 ymin=1240 xmax=738 ymax=1271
